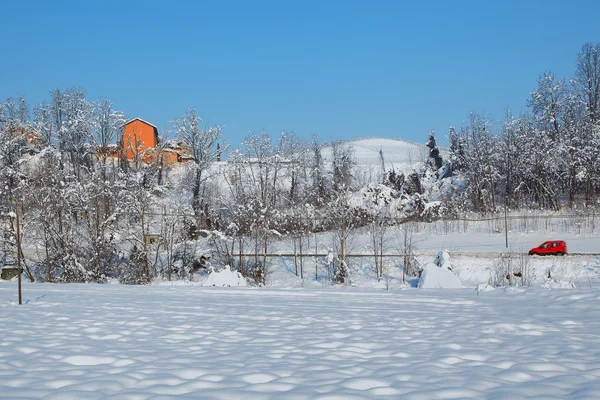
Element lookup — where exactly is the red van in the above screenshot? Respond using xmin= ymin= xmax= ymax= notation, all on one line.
xmin=528 ymin=240 xmax=567 ymax=256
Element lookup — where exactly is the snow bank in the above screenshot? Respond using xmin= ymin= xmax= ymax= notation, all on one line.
xmin=476 ymin=283 xmax=495 ymax=293
xmin=541 ymin=278 xmax=576 ymax=289
xmin=417 ymin=250 xmax=462 ymax=289
xmin=201 ymin=265 xmax=247 ymax=287
xmin=418 ymin=262 xmax=463 ymax=288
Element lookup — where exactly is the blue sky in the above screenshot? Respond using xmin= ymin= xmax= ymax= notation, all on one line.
xmin=1 ymin=0 xmax=599 ymax=146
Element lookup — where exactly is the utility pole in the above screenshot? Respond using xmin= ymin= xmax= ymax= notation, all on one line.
xmin=16 ymin=198 xmax=22 ymax=305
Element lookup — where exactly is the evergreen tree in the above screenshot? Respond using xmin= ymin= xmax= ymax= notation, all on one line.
xmin=448 ymin=126 xmax=464 ymax=173
xmin=426 ymin=130 xmax=443 ymax=171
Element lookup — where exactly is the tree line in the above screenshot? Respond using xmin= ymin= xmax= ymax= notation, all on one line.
xmin=0 ymin=42 xmax=598 ymax=285
xmin=444 ymin=43 xmax=600 ymax=213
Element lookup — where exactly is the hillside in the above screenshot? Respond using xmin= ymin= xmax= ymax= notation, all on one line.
xmin=320 ymin=137 xmax=430 ymax=171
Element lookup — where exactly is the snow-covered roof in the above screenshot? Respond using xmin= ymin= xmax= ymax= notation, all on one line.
xmin=162 ymin=140 xmax=188 ymax=150
xmin=124 ymin=118 xmax=158 ymax=130
xmin=163 ymin=147 xmax=194 ymax=159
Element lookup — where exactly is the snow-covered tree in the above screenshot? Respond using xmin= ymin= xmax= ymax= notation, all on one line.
xmin=326 ymin=190 xmax=362 ymax=284
xmin=426 ymin=130 xmax=443 ymax=171
xmin=53 ymin=88 xmax=94 ymax=179
xmin=310 ymin=135 xmax=328 ymax=205
xmin=528 ymin=72 xmax=567 ymax=140
xmin=276 ymin=131 xmax=308 ymax=206
xmin=171 ymin=108 xmax=226 ymax=224
xmin=33 ymin=102 xmax=53 ymax=147
xmin=447 ymin=126 xmax=465 ymax=174
xmin=461 ymin=111 xmax=500 ymax=213
xmin=331 ymin=141 xmax=354 ymax=194
xmin=575 ymin=42 xmax=600 ymax=124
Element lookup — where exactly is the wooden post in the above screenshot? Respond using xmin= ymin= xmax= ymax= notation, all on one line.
xmin=293 ymin=237 xmax=298 ymax=276
xmin=16 ymin=199 xmax=22 ymax=305
xmin=314 ymin=232 xmax=318 ymax=281
xmin=299 ymin=235 xmax=303 ymax=280
xmin=238 ymin=238 xmax=243 ymax=276
xmin=504 ymin=203 xmax=509 ymax=248
xmin=45 ymin=231 xmax=51 ymax=282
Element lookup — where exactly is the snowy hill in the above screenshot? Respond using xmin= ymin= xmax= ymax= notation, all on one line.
xmin=321 ymin=137 xmax=430 ymax=171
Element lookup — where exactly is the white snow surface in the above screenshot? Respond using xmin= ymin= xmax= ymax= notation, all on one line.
xmin=418 ymin=262 xmax=464 ymax=289
xmin=321 ymin=137 xmax=428 ymax=166
xmin=2 ymin=282 xmax=600 ymax=399
xmin=201 ymin=265 xmax=247 ymax=287
xmin=434 ymin=250 xmax=453 ymax=270
xmin=320 ymin=137 xmax=435 ymax=180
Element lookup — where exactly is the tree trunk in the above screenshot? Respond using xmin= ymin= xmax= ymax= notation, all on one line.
xmin=45 ymin=226 xmax=52 ymax=282
xmin=192 ymin=167 xmax=202 ymax=222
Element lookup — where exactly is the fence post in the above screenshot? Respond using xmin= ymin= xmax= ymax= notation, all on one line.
xmin=16 ymin=198 xmax=22 ymax=305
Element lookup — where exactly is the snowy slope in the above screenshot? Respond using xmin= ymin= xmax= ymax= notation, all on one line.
xmin=321 ymin=137 xmax=430 ymax=172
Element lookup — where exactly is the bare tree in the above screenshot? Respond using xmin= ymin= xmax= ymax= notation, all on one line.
xmin=331 ymin=141 xmax=354 ymax=194
xmin=171 ymin=108 xmax=226 ymax=225
xmin=528 ymin=72 xmax=567 ymax=140
xmin=369 ymin=206 xmax=393 ymax=280
xmin=33 ymin=102 xmax=53 ymax=147
xmin=241 ymin=131 xmax=283 ymax=207
xmin=120 ymin=171 xmax=158 ymax=283
xmin=378 ymin=147 xmax=386 ymax=183
xmin=51 ymin=88 xmax=94 ymax=179
xmin=92 ymin=98 xmax=125 ymax=151
xmin=576 ymin=43 xmax=600 ymax=124
xmin=4 ymin=96 xmax=29 ymax=124
xmin=397 ymin=222 xmax=420 ymax=284
xmin=461 ymin=112 xmax=501 ymax=212
xmin=90 ymin=98 xmax=126 ymax=218
xmin=327 ymin=191 xmax=360 ymax=284
xmin=310 ymin=135 xmax=328 ymax=205
xmin=276 ymin=131 xmax=308 ymax=206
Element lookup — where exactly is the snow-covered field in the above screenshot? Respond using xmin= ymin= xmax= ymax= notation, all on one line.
xmin=2 ymin=282 xmax=600 ymax=399
xmin=4 ymin=135 xmax=600 ymax=398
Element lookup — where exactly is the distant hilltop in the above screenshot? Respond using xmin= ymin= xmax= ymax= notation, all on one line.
xmin=321 ymin=137 xmax=447 ymax=169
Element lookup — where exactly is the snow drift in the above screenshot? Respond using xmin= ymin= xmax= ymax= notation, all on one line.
xmin=201 ymin=265 xmax=247 ymax=287
xmin=418 ymin=251 xmax=463 ymax=288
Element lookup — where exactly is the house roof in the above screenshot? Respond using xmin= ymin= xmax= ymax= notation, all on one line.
xmin=163 ymin=147 xmax=194 ymax=159
xmin=124 ymin=118 xmax=158 ymax=130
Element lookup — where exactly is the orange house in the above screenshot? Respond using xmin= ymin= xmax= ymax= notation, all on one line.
xmin=123 ymin=118 xmax=159 ymax=162
xmin=162 ymin=142 xmax=194 ymax=163
xmin=117 ymin=118 xmax=193 ymax=164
